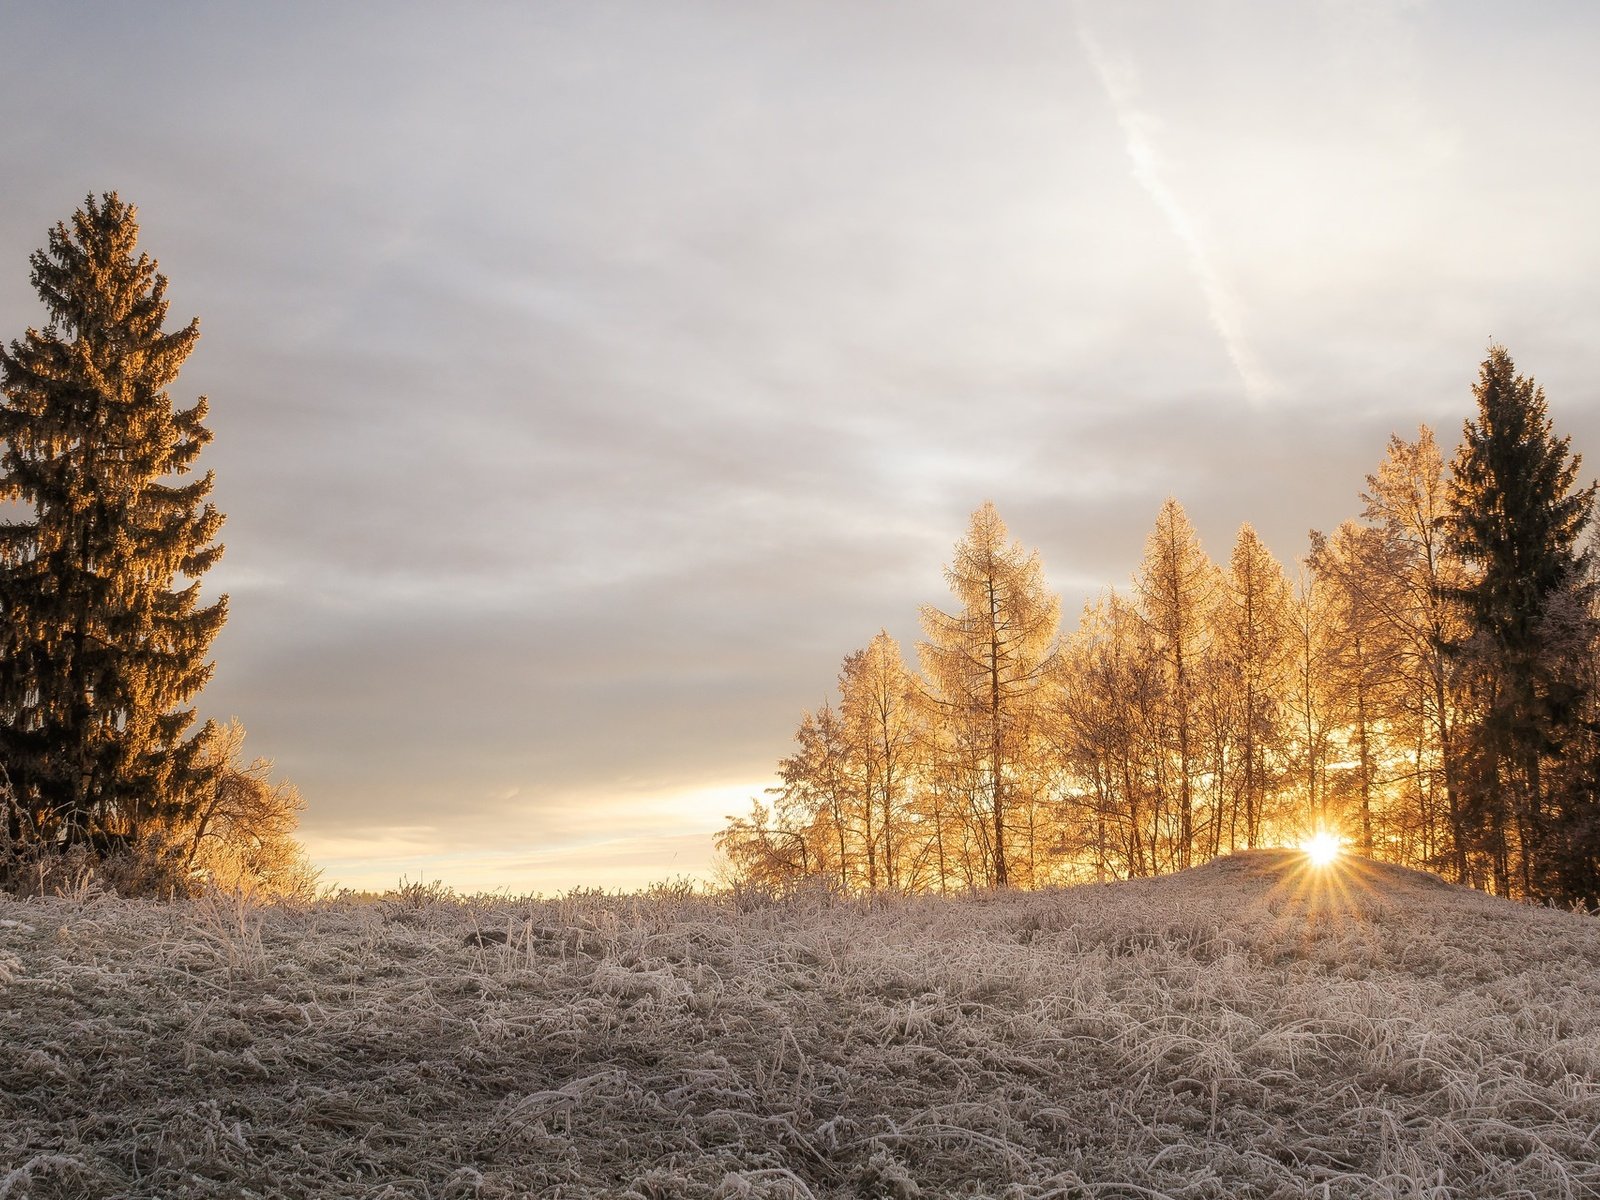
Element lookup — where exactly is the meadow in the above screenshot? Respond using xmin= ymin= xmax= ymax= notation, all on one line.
xmin=3 ymin=850 xmax=1599 ymax=1199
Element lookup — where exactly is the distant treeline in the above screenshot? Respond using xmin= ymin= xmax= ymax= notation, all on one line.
xmin=719 ymin=347 xmax=1600 ymax=905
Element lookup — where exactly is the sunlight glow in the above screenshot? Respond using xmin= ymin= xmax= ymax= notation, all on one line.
xmin=1301 ymin=831 xmax=1343 ymax=868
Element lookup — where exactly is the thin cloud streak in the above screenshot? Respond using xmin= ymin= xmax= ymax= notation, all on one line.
xmin=1076 ymin=16 xmax=1274 ymax=404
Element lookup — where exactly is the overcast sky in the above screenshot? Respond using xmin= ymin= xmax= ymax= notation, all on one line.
xmin=2 ymin=1 xmax=1597 ymax=891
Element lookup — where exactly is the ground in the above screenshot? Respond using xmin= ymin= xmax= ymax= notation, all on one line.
xmin=2 ymin=851 xmax=1599 ymax=1199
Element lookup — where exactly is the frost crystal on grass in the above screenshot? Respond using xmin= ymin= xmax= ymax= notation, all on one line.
xmin=1 ymin=850 xmax=1598 ymax=1198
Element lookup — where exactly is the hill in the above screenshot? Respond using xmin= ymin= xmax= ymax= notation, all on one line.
xmin=3 ymin=851 xmax=1599 ymax=1198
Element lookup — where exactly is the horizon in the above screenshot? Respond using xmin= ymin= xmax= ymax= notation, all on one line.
xmin=4 ymin=2 xmax=1599 ymax=893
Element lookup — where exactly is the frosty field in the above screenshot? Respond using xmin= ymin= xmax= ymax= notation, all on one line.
xmin=3 ymin=852 xmax=1599 ymax=1200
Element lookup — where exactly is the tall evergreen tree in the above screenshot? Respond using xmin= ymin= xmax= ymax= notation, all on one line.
xmin=0 ymin=194 xmax=226 ymax=852
xmin=1447 ymin=345 xmax=1596 ymax=899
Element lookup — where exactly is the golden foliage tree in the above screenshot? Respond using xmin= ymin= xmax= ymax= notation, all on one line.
xmin=1055 ymin=592 xmax=1165 ymax=879
xmin=731 ymin=354 xmax=1600 ymax=902
xmin=177 ymin=720 xmax=317 ymax=898
xmin=1135 ymin=499 xmax=1217 ymax=869
xmin=838 ymin=631 xmax=917 ymax=891
xmin=1213 ymin=524 xmax=1294 ymax=852
xmin=1359 ymin=427 xmax=1472 ymax=875
xmin=1310 ymin=520 xmax=1408 ymax=856
xmin=918 ymin=502 xmax=1060 ymax=888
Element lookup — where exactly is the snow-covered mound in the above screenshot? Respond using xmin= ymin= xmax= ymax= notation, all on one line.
xmin=3 ymin=857 xmax=1599 ymax=1199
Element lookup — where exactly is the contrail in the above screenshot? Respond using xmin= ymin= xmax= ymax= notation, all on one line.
xmin=1077 ymin=17 xmax=1274 ymax=404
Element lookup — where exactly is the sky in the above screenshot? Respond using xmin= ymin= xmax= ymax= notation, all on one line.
xmin=2 ymin=1 xmax=1598 ymax=893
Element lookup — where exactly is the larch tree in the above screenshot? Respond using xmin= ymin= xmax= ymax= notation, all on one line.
xmin=1214 ymin=524 xmax=1293 ymax=852
xmin=714 ymin=798 xmax=817 ymax=892
xmin=1359 ymin=427 xmax=1471 ymax=877
xmin=0 ymin=194 xmax=226 ymax=853
xmin=1310 ymin=519 xmax=1408 ymax=857
xmin=1055 ymin=591 xmax=1166 ymax=879
xmin=918 ymin=502 xmax=1060 ymax=889
xmin=1447 ymin=345 xmax=1597 ymax=899
xmin=1286 ymin=564 xmax=1336 ymax=841
xmin=909 ymin=682 xmax=983 ymax=893
xmin=1135 ymin=498 xmax=1217 ymax=869
xmin=776 ymin=702 xmax=859 ymax=891
xmin=838 ymin=630 xmax=917 ymax=892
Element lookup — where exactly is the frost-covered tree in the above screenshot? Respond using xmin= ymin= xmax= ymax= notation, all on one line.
xmin=718 ymin=699 xmax=861 ymax=894
xmin=1357 ymin=427 xmax=1472 ymax=877
xmin=1285 ymin=565 xmax=1336 ymax=841
xmin=1310 ymin=520 xmax=1408 ymax=856
xmin=838 ymin=631 xmax=917 ymax=891
xmin=778 ymin=702 xmax=860 ymax=891
xmin=919 ymin=502 xmax=1060 ymax=888
xmin=0 ymin=194 xmax=226 ymax=854
xmin=1135 ymin=499 xmax=1218 ymax=869
xmin=1212 ymin=524 xmax=1293 ymax=852
xmin=1055 ymin=591 xmax=1167 ymax=879
xmin=714 ymin=798 xmax=818 ymax=893
xmin=149 ymin=720 xmax=317 ymax=899
xmin=1447 ymin=346 xmax=1597 ymax=899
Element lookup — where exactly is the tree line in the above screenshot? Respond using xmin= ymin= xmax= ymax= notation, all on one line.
xmin=0 ymin=194 xmax=312 ymax=897
xmin=720 ymin=347 xmax=1600 ymax=905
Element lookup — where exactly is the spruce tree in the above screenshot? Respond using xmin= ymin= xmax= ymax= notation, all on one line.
xmin=1447 ymin=345 xmax=1597 ymax=899
xmin=0 ymin=194 xmax=226 ymax=853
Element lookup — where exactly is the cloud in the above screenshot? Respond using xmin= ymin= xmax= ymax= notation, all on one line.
xmin=1075 ymin=14 xmax=1274 ymax=404
xmin=5 ymin=1 xmax=1600 ymax=893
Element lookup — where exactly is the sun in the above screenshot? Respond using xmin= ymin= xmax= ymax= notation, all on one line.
xmin=1301 ymin=830 xmax=1342 ymax=868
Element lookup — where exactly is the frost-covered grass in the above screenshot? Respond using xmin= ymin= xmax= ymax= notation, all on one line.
xmin=3 ymin=852 xmax=1600 ymax=1199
